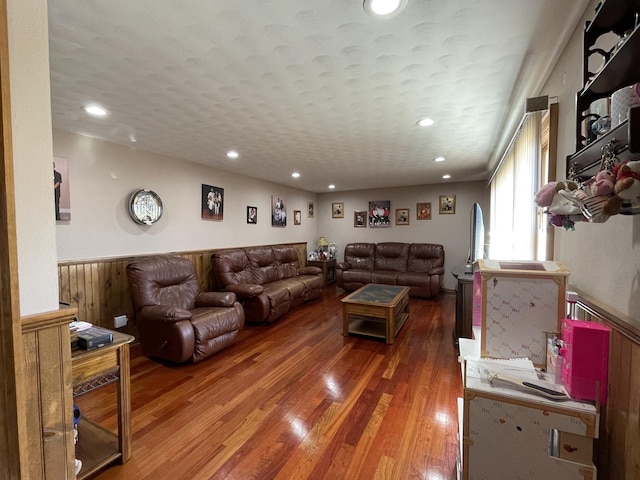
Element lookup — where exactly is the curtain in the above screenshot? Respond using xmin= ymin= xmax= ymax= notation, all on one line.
xmin=489 ymin=112 xmax=541 ymax=260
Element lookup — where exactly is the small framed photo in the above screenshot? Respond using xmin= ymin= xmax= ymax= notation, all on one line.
xmin=354 ymin=210 xmax=367 ymax=228
xmin=247 ymin=206 xmax=257 ymax=224
xmin=416 ymin=202 xmax=431 ymax=220
xmin=332 ymin=202 xmax=344 ymax=218
xmin=202 ymin=184 xmax=224 ymax=220
xmin=307 ymin=201 xmax=314 ymax=218
xmin=294 ymin=210 xmax=301 ymax=225
xmin=396 ymin=208 xmax=410 ymax=225
xmin=439 ymin=195 xmax=456 ymax=214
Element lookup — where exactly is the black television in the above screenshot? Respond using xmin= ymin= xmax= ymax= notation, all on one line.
xmin=465 ymin=203 xmax=485 ymax=273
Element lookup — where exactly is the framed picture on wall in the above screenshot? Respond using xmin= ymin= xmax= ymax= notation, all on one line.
xmin=307 ymin=201 xmax=314 ymax=218
xmin=416 ymin=202 xmax=431 ymax=220
xmin=368 ymin=200 xmax=390 ymax=227
xmin=247 ymin=206 xmax=257 ymax=224
xmin=272 ymin=195 xmax=286 ymax=226
xmin=53 ymin=156 xmax=71 ymax=222
xmin=294 ymin=210 xmax=301 ymax=225
xmin=202 ymin=184 xmax=224 ymax=220
xmin=354 ymin=210 xmax=367 ymax=228
xmin=439 ymin=195 xmax=456 ymax=214
xmin=332 ymin=202 xmax=344 ymax=218
xmin=396 ymin=208 xmax=410 ymax=225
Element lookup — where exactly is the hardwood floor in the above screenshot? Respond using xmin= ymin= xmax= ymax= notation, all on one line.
xmin=79 ymin=286 xmax=462 ymax=480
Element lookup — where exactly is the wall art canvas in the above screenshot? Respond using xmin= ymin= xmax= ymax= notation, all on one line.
xmin=368 ymin=200 xmax=390 ymax=227
xmin=416 ymin=202 xmax=432 ymax=220
xmin=272 ymin=195 xmax=287 ymax=226
xmin=247 ymin=206 xmax=257 ymax=224
xmin=202 ymin=184 xmax=224 ymax=220
xmin=54 ymin=156 xmax=71 ymax=222
xmin=354 ymin=210 xmax=367 ymax=228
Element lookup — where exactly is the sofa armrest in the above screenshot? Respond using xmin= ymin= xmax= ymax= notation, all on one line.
xmin=196 ymin=291 xmax=237 ymax=307
xmin=336 ymin=261 xmax=351 ymax=270
xmin=298 ymin=266 xmax=322 ymax=275
xmin=428 ymin=267 xmax=445 ymax=275
xmin=225 ymin=283 xmax=264 ymax=299
xmin=139 ymin=305 xmax=192 ymax=323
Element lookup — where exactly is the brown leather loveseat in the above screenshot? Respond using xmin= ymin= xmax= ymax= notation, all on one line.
xmin=127 ymin=255 xmax=245 ymax=363
xmin=336 ymin=242 xmax=445 ymax=298
xmin=211 ymin=244 xmax=324 ymax=323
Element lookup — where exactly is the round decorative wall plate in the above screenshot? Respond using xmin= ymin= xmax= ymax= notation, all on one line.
xmin=129 ymin=189 xmax=163 ymax=225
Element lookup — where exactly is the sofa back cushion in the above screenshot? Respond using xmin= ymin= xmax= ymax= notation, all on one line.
xmin=375 ymin=242 xmax=409 ymax=271
xmin=245 ymin=246 xmax=280 ymax=284
xmin=127 ymin=255 xmax=200 ymax=312
xmin=344 ymin=243 xmax=375 ymax=271
xmin=211 ymin=248 xmax=256 ymax=289
xmin=272 ymin=245 xmax=299 ymax=279
xmin=407 ymin=243 xmax=445 ymax=272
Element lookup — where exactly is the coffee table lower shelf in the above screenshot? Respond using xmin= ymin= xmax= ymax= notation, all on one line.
xmin=346 ymin=312 xmax=409 ymax=342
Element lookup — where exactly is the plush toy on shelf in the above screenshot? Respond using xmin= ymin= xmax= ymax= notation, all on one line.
xmin=614 ymin=160 xmax=640 ymax=200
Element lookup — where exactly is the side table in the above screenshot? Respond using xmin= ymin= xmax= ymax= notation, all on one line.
xmin=307 ymin=258 xmax=336 ymax=285
xmin=72 ymin=330 xmax=134 ymax=479
xmin=451 ymin=265 xmax=473 ymax=347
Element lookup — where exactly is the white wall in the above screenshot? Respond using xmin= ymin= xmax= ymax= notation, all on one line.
xmin=541 ymin=0 xmax=640 ymax=318
xmin=317 ymin=182 xmax=490 ymax=290
xmin=9 ymin=0 xmax=60 ymax=315
xmin=54 ymin=130 xmax=319 ymax=260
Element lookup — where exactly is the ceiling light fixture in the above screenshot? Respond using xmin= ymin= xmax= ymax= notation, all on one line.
xmin=328 ymin=184 xmax=336 ymax=189
xmin=434 ymin=156 xmax=445 ymax=162
xmin=417 ymin=117 xmax=435 ymax=127
xmin=226 ymin=150 xmax=239 ymax=159
xmin=82 ymin=104 xmax=108 ymax=117
xmin=291 ymin=172 xmax=300 ymax=178
xmin=442 ymin=174 xmax=451 ymax=179
xmin=363 ymin=0 xmax=408 ymax=17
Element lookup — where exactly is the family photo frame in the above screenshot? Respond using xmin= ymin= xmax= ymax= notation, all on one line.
xmin=439 ymin=195 xmax=456 ymax=214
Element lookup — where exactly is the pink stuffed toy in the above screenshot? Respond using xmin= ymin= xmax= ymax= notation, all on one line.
xmin=591 ymin=169 xmax=615 ymax=196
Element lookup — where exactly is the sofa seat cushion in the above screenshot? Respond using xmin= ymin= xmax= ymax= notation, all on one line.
xmin=277 ymin=277 xmax=306 ymax=300
xmin=341 ymin=269 xmax=373 ymax=286
xmin=371 ymin=270 xmax=400 ymax=285
xmin=261 ymin=283 xmax=292 ymax=322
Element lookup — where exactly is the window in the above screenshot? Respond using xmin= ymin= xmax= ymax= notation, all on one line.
xmin=489 ymin=105 xmax=557 ymax=261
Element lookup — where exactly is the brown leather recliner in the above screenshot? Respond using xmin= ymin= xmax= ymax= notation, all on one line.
xmin=127 ymin=255 xmax=244 ymax=363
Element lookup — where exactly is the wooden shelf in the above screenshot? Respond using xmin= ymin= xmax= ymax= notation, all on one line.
xmin=76 ymin=419 xmax=120 ymax=480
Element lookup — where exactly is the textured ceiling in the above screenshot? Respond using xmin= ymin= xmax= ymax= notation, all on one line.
xmin=47 ymin=0 xmax=589 ymax=192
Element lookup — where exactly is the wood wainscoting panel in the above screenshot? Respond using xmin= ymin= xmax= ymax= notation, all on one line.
xmin=573 ymin=290 xmax=640 ymax=480
xmin=21 ymin=307 xmax=77 ymax=480
xmin=58 ymin=243 xmax=308 ymax=339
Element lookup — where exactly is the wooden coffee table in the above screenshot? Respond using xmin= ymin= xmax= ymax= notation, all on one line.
xmin=341 ymin=284 xmax=410 ymax=344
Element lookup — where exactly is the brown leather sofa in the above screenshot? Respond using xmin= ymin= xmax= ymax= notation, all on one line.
xmin=127 ymin=255 xmax=244 ymax=363
xmin=336 ymin=242 xmax=445 ymax=298
xmin=211 ymin=244 xmax=324 ymax=323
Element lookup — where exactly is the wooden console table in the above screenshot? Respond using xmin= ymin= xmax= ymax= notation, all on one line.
xmin=72 ymin=330 xmax=134 ymax=479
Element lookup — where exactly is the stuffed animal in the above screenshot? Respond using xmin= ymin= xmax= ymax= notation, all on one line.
xmin=614 ymin=161 xmax=640 ymax=200
xmin=535 ymin=180 xmax=578 ymax=208
xmin=591 ymin=169 xmax=616 ymax=196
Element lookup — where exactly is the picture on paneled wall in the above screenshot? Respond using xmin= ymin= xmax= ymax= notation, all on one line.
xmin=439 ymin=195 xmax=456 ymax=214
xmin=396 ymin=208 xmax=410 ymax=225
xmin=354 ymin=210 xmax=367 ymax=228
xmin=247 ymin=206 xmax=257 ymax=224
xmin=416 ymin=202 xmax=431 ymax=220
xmin=368 ymin=200 xmax=390 ymax=227
xmin=308 ymin=201 xmax=314 ymax=218
xmin=294 ymin=210 xmax=301 ymax=225
xmin=53 ymin=156 xmax=71 ymax=222
xmin=202 ymin=184 xmax=224 ymax=220
xmin=272 ymin=195 xmax=287 ymax=227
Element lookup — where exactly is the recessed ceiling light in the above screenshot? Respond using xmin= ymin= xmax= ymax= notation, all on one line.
xmin=364 ymin=0 xmax=408 ymax=17
xmin=442 ymin=174 xmax=451 ymax=179
xmin=417 ymin=117 xmax=435 ymax=127
xmin=291 ymin=172 xmax=300 ymax=178
xmin=226 ymin=150 xmax=239 ymax=159
xmin=434 ymin=156 xmax=445 ymax=162
xmin=82 ymin=104 xmax=108 ymax=117
xmin=328 ymin=184 xmax=336 ymax=189
xmin=128 ymin=134 xmax=137 ymax=143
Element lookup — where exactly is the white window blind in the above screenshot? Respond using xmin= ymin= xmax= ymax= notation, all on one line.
xmin=489 ymin=111 xmax=541 ymax=260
